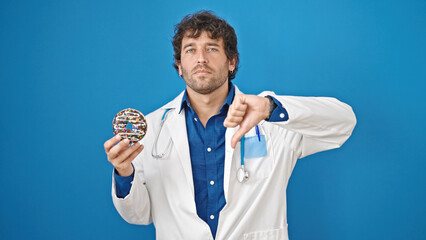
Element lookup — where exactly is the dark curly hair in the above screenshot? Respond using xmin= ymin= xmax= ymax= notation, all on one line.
xmin=172 ymin=10 xmax=239 ymax=81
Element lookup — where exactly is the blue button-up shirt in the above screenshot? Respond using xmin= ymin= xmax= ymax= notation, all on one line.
xmin=114 ymin=85 xmax=289 ymax=239
xmin=179 ymin=85 xmax=235 ymax=238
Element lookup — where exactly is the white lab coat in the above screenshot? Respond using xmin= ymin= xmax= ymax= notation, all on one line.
xmin=111 ymin=86 xmax=356 ymax=240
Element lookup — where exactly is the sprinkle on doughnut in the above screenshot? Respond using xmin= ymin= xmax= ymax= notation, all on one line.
xmin=112 ymin=108 xmax=147 ymax=143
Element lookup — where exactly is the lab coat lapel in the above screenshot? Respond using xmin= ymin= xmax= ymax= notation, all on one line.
xmin=163 ymin=95 xmax=195 ymax=197
xmin=223 ymin=86 xmax=243 ymax=200
xmin=161 ymin=86 xmax=243 ymax=201
xmin=224 ymin=126 xmax=237 ymax=201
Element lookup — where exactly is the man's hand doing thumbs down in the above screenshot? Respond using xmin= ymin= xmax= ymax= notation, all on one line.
xmin=224 ymin=94 xmax=271 ymax=148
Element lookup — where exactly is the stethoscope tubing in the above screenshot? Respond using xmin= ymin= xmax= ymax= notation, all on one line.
xmin=152 ymin=108 xmax=255 ymax=183
xmin=151 ymin=109 xmax=173 ymax=159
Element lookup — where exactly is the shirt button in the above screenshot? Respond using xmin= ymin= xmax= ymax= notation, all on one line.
xmin=210 ymin=180 xmax=215 ymax=185
xmin=210 ymin=215 xmax=215 ymax=220
xmin=194 ymin=118 xmax=198 ymax=121
xmin=280 ymin=113 xmax=285 ymax=118
xmin=207 ymin=147 xmax=212 ymax=152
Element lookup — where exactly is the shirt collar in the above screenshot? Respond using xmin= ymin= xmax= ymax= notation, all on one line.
xmin=179 ymin=84 xmax=235 ymax=114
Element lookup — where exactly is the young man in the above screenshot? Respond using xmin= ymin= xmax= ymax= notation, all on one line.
xmin=104 ymin=11 xmax=356 ymax=240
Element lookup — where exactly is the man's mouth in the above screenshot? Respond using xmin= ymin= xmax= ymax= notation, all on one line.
xmin=194 ymin=69 xmax=211 ymax=74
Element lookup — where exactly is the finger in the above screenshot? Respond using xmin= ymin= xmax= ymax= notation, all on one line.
xmin=224 ymin=120 xmax=238 ymax=128
xmin=223 ymin=115 xmax=243 ymax=127
xmin=229 ymin=108 xmax=246 ymax=117
xmin=232 ymin=101 xmax=248 ymax=112
xmin=113 ymin=145 xmax=143 ymax=176
xmin=234 ymin=94 xmax=246 ymax=105
xmin=231 ymin=95 xmax=248 ymax=111
xmin=231 ymin=126 xmax=251 ymax=148
xmin=228 ymin=102 xmax=246 ymax=117
xmin=114 ymin=142 xmax=143 ymax=164
xmin=108 ymin=138 xmax=131 ymax=160
xmin=224 ymin=118 xmax=240 ymax=128
xmin=223 ymin=111 xmax=245 ymax=127
xmin=119 ymin=144 xmax=144 ymax=165
xmin=225 ymin=100 xmax=247 ymax=127
xmin=104 ymin=135 xmax=122 ymax=154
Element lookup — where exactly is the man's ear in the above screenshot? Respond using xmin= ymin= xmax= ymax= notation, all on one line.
xmin=228 ymin=57 xmax=236 ymax=72
xmin=177 ymin=61 xmax=182 ymax=76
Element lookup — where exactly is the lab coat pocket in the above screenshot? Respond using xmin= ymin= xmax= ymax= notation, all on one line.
xmin=244 ymin=135 xmax=267 ymax=159
xmin=243 ymin=226 xmax=288 ymax=240
xmin=243 ymin=135 xmax=273 ymax=180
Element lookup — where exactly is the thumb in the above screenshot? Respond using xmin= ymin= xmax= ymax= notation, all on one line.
xmin=231 ymin=125 xmax=250 ymax=148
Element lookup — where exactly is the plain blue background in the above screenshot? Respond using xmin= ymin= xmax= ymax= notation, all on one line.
xmin=1 ymin=0 xmax=425 ymax=239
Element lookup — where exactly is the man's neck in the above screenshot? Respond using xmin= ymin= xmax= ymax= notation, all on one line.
xmin=186 ymin=82 xmax=229 ymax=127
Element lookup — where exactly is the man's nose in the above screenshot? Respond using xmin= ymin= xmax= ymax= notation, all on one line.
xmin=197 ymin=50 xmax=208 ymax=64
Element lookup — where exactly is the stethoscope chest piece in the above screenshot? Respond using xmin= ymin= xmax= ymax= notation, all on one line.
xmin=237 ymin=165 xmax=249 ymax=183
xmin=237 ymin=135 xmax=249 ymax=183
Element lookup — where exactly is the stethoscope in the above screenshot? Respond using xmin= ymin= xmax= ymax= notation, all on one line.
xmin=237 ymin=125 xmax=261 ymax=183
xmin=151 ymin=108 xmax=255 ymax=183
xmin=237 ymin=135 xmax=249 ymax=183
xmin=151 ymin=109 xmax=173 ymax=159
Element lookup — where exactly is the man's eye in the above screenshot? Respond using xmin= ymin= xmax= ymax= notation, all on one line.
xmin=186 ymin=49 xmax=194 ymax=53
xmin=208 ymin=48 xmax=218 ymax=52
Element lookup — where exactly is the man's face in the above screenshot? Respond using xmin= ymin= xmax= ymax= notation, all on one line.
xmin=177 ymin=31 xmax=235 ymax=95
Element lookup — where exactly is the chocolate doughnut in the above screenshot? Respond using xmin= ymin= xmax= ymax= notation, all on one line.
xmin=113 ymin=108 xmax=147 ymax=143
